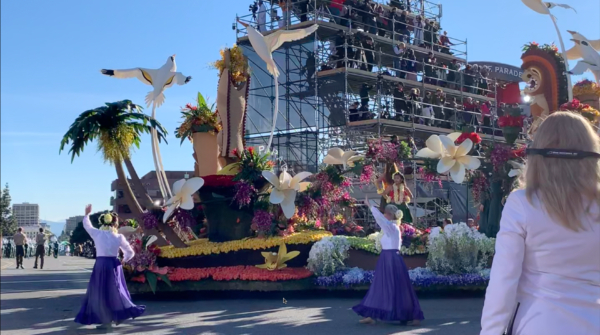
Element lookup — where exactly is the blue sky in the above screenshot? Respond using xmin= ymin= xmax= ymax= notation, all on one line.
xmin=1 ymin=0 xmax=598 ymax=222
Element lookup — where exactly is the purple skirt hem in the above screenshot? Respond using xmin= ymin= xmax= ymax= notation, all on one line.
xmin=352 ymin=304 xmax=424 ymax=322
xmin=352 ymin=250 xmax=424 ymax=322
xmin=75 ymin=305 xmax=146 ymax=325
xmin=74 ymin=256 xmax=145 ymax=325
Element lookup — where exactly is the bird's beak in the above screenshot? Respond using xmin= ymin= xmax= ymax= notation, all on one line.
xmin=172 ymin=54 xmax=176 ymax=58
xmin=567 ymin=30 xmax=576 ymax=35
xmin=237 ymin=19 xmax=248 ymax=28
xmin=571 ymin=39 xmax=581 ymax=45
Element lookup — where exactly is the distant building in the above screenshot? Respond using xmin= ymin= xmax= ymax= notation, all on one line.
xmin=111 ymin=170 xmax=194 ymax=220
xmin=13 ymin=203 xmax=41 ymax=240
xmin=65 ymin=215 xmax=84 ymax=236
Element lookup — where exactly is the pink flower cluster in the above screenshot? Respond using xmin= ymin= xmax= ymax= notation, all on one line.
xmin=490 ymin=144 xmax=513 ymax=172
xmin=367 ymin=140 xmax=399 ymax=163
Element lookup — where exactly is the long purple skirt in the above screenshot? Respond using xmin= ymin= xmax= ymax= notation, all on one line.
xmin=75 ymin=257 xmax=145 ymax=325
xmin=352 ymin=250 xmax=424 ymax=322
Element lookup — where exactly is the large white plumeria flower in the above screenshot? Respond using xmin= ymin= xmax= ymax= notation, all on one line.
xmin=437 ymin=136 xmax=481 ymax=184
xmin=323 ymin=148 xmax=364 ymax=169
xmin=262 ymin=170 xmax=312 ymax=219
xmin=508 ymin=160 xmax=525 ymax=178
xmin=163 ymin=177 xmax=204 ymax=223
xmin=415 ymin=135 xmax=448 ymax=159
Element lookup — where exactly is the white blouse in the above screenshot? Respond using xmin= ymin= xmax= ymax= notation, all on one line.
xmin=480 ymin=190 xmax=600 ymax=335
xmin=83 ymin=215 xmax=135 ymax=262
xmin=370 ymin=206 xmax=402 ymax=250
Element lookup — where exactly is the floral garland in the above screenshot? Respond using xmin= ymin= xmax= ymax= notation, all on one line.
xmin=314 ymin=267 xmax=490 ymax=289
xmin=470 ymin=170 xmax=490 ymax=203
xmin=159 ymin=230 xmax=332 ymax=258
xmin=130 ymin=266 xmax=313 ymax=283
xmin=560 ymin=98 xmax=600 ymax=124
xmin=573 ymin=79 xmax=600 ymax=97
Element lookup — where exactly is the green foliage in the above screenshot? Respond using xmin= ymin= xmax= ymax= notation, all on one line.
xmin=233 ymin=148 xmax=274 ymax=182
xmin=0 ymin=183 xmax=17 ymax=236
xmin=145 ymin=271 xmax=158 ymax=294
xmin=59 ymin=100 xmax=169 ymax=164
xmin=174 ymin=92 xmax=221 ymax=144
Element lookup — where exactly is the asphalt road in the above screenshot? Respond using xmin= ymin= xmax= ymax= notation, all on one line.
xmin=1 ymin=256 xmax=485 ymax=335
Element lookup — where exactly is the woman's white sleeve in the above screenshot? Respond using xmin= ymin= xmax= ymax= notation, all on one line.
xmin=119 ymin=235 xmax=135 ymax=263
xmin=370 ymin=206 xmax=393 ymax=235
xmin=480 ymin=192 xmax=526 ymax=335
xmin=82 ymin=215 xmax=99 ymax=239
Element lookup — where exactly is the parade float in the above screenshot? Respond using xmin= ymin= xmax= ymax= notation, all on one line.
xmin=58 ymin=1 xmax=599 ymax=295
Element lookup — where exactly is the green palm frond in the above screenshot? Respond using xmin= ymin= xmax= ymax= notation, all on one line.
xmin=60 ymin=99 xmax=167 ymax=164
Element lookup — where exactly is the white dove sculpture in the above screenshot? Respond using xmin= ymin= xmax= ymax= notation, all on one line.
xmin=237 ymin=20 xmax=318 ymax=150
xmin=100 ymin=55 xmax=192 ymax=199
xmin=566 ymin=30 xmax=600 ymax=84
xmin=520 ymin=0 xmax=576 ymax=100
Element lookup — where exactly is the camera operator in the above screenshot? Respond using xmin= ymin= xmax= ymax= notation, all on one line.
xmin=408 ymin=88 xmax=421 ymax=122
xmin=432 ymin=88 xmax=446 ymax=127
xmin=393 ymin=42 xmax=406 ymax=78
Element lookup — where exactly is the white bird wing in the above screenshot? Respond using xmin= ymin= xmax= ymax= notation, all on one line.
xmin=163 ymin=72 xmax=191 ymax=89
xmin=570 ymin=60 xmax=592 ymax=75
xmin=566 ymin=45 xmax=582 ymax=60
xmin=100 ymin=68 xmax=157 ymax=86
xmin=521 ymin=0 xmax=549 ymax=14
xmin=590 ymin=39 xmax=600 ymax=51
xmin=547 ymin=2 xmax=577 ymax=12
xmin=266 ymin=25 xmax=319 ymax=52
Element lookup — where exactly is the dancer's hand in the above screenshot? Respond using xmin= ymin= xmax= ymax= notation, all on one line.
xmin=85 ymin=204 xmax=92 ymax=216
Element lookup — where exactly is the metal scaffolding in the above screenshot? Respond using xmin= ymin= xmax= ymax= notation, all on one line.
xmin=236 ymin=0 xmax=525 ymax=226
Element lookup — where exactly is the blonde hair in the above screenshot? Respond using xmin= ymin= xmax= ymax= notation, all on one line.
xmin=521 ymin=112 xmax=600 ymax=231
xmin=384 ymin=204 xmax=403 ymax=224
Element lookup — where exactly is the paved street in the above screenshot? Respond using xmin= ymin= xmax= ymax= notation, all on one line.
xmin=1 ymin=256 xmax=484 ymax=335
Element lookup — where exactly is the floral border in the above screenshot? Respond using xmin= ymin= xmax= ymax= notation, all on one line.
xmin=315 ymin=267 xmax=490 ymax=289
xmin=131 ymin=266 xmax=313 ymax=283
xmin=159 ymin=230 xmax=332 ymax=258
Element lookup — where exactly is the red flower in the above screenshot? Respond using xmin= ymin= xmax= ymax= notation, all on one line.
xmin=247 ymin=146 xmax=255 ymax=155
xmin=456 ymin=132 xmax=481 ymax=145
xmin=498 ymin=115 xmax=524 ymax=128
xmin=231 ymin=148 xmax=240 ymax=158
xmin=202 ymin=175 xmax=237 ymax=188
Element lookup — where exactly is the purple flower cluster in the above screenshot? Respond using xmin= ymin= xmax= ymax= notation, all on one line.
xmin=173 ymin=209 xmax=194 ymax=229
xmin=490 ymin=144 xmax=513 ymax=172
xmin=251 ymin=210 xmax=273 ymax=234
xmin=314 ymin=267 xmax=490 ymax=289
xmin=233 ymin=181 xmax=256 ymax=209
xmin=142 ymin=211 xmax=159 ymax=230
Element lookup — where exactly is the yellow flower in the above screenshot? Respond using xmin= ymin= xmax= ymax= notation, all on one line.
xmin=159 ymin=231 xmax=332 ymax=258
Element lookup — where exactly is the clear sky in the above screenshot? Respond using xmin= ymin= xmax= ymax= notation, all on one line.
xmin=1 ymin=0 xmax=598 ymax=222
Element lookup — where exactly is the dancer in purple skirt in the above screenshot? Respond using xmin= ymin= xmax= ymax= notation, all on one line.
xmin=353 ymin=196 xmax=424 ymax=325
xmin=75 ymin=204 xmax=145 ymax=330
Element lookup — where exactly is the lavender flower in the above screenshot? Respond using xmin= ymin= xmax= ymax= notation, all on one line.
xmin=251 ymin=210 xmax=273 ymax=234
xmin=173 ymin=209 xmax=194 ymax=228
xmin=233 ymin=181 xmax=256 ymax=209
xmin=142 ymin=211 xmax=159 ymax=230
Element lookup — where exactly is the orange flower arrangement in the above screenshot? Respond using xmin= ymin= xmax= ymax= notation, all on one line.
xmin=131 ymin=266 xmax=314 ymax=283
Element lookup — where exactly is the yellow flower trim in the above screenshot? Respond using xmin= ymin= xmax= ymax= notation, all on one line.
xmin=211 ymin=45 xmax=249 ymax=85
xmin=159 ymin=230 xmax=332 ymax=259
xmin=573 ymin=82 xmax=600 ymax=97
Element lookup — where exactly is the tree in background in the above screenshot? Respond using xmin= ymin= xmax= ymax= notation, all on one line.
xmin=0 ymin=183 xmax=18 ymax=236
xmin=69 ymin=210 xmax=108 ymax=245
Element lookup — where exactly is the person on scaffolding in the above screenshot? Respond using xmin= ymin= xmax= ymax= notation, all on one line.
xmin=377 ymin=171 xmax=414 ymax=223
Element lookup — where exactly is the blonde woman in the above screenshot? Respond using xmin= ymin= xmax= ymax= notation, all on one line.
xmin=353 ymin=196 xmax=423 ymax=325
xmin=480 ymin=112 xmax=600 ymax=335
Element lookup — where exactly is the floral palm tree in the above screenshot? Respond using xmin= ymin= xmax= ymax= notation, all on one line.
xmin=59 ymin=100 xmax=185 ymax=247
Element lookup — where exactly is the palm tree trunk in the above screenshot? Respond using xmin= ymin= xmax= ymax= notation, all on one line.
xmin=114 ymin=162 xmax=169 ymax=247
xmin=123 ymin=158 xmax=188 ymax=249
